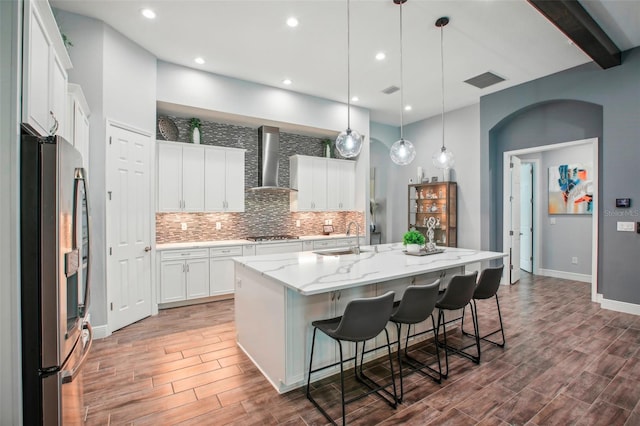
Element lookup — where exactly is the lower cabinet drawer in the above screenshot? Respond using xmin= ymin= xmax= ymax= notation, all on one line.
xmin=210 ymin=246 xmax=243 ymax=257
xmin=312 ymin=239 xmax=337 ymax=249
xmin=161 ymin=248 xmax=208 ymax=261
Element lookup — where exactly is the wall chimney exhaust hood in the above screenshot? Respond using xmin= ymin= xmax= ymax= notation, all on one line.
xmin=249 ymin=126 xmax=296 ymax=192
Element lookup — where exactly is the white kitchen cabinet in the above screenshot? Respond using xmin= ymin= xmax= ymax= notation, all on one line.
xmin=290 ymin=155 xmax=327 ymax=211
xmin=255 ymin=241 xmax=303 ymax=256
xmin=290 ymin=155 xmax=356 ymax=212
xmin=209 ymin=245 xmax=243 ymax=296
xmin=159 ymin=249 xmax=209 ymax=303
xmin=204 ymin=146 xmax=245 ymax=212
xmin=22 ymin=0 xmax=72 ymax=137
xmin=327 ymin=159 xmax=356 ymax=211
xmin=67 ymin=84 xmax=90 ymax=171
xmin=157 ymin=141 xmax=205 ymax=212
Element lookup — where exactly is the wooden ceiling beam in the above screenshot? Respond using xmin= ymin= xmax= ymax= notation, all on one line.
xmin=527 ymin=0 xmax=621 ymax=69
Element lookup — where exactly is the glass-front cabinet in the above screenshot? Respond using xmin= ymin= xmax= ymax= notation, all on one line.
xmin=408 ymin=182 xmax=457 ymax=247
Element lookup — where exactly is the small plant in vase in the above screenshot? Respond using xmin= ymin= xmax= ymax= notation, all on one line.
xmin=403 ymin=230 xmax=425 ymax=253
xmin=321 ymin=139 xmax=333 ymax=158
xmin=189 ymin=118 xmax=202 ymax=144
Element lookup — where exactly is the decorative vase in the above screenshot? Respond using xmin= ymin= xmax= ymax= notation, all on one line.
xmin=325 ymin=144 xmax=331 ymax=158
xmin=406 ymin=244 xmax=421 ymax=253
xmin=417 ymin=166 xmax=423 ymax=182
xmin=192 ymin=127 xmax=201 ymax=144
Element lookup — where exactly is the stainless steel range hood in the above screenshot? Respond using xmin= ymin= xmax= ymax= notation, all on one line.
xmin=249 ymin=126 xmax=296 ymax=192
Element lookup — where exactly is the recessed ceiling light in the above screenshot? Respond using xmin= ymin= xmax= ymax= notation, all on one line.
xmin=282 ymin=78 xmax=292 ymax=85
xmin=351 ymin=96 xmax=359 ymax=102
xmin=141 ymin=9 xmax=156 ymax=19
xmin=404 ymin=105 xmax=412 ymax=111
xmin=287 ymin=17 xmax=299 ymax=27
xmin=375 ymin=52 xmax=386 ymax=61
xmin=194 ymin=57 xmax=205 ymax=65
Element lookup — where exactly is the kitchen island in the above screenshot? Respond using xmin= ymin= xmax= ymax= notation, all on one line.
xmin=233 ymin=243 xmax=507 ymax=393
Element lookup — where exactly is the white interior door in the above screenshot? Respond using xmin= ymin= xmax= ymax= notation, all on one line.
xmin=520 ymin=163 xmax=533 ymax=273
xmin=107 ymin=123 xmax=152 ymax=332
xmin=510 ymin=156 xmax=521 ymax=284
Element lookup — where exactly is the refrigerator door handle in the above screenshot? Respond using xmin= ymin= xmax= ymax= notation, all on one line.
xmin=61 ymin=323 xmax=93 ymax=384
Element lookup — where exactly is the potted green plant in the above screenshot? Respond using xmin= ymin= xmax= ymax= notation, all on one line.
xmin=189 ymin=118 xmax=202 ymax=144
xmin=403 ymin=230 xmax=425 ymax=253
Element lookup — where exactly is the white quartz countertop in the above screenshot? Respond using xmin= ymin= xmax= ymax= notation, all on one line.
xmin=233 ymin=243 xmax=508 ymax=295
xmin=156 ymin=234 xmax=359 ymax=251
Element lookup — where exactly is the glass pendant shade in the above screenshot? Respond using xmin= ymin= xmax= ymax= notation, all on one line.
xmin=390 ymin=138 xmax=416 ymax=165
xmin=335 ymin=128 xmax=362 ymax=158
xmin=432 ymin=146 xmax=455 ymax=169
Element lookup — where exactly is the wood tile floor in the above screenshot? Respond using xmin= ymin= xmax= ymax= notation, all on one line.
xmin=83 ymin=273 xmax=640 ymax=425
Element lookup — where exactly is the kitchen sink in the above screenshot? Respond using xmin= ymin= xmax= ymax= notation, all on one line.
xmin=313 ymin=247 xmax=369 ymax=256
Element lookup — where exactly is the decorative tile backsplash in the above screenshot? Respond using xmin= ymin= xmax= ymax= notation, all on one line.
xmin=155 ymin=115 xmax=363 ymax=243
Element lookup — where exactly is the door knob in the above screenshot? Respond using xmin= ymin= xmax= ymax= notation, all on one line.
xmin=144 ymin=246 xmax=151 ymax=252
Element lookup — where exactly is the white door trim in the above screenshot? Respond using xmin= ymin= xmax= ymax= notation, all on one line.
xmin=501 ymin=138 xmax=598 ymax=303
xmin=522 ymin=158 xmax=541 ymax=276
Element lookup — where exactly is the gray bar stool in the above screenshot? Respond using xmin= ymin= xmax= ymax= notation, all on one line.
xmin=306 ymin=291 xmax=397 ymax=425
xmin=462 ymin=265 xmax=506 ymax=347
xmin=435 ymin=272 xmax=480 ymax=378
xmin=389 ymin=280 xmax=442 ymax=403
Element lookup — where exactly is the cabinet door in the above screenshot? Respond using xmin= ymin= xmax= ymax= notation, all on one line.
xmin=311 ymin=158 xmax=328 ymax=210
xmin=186 ymin=258 xmax=209 ymax=299
xmin=326 ymin=160 xmax=341 ymax=211
xmin=160 ymin=260 xmax=186 ymax=303
xmin=50 ymin=53 xmax=68 ymax=138
xmin=204 ymin=147 xmax=225 ymax=211
xmin=327 ymin=160 xmax=355 ymax=211
xmin=23 ymin=3 xmax=51 ymax=136
xmin=181 ymin=145 xmax=205 ymax=212
xmin=157 ymin=143 xmax=183 ymax=212
xmin=224 ymin=149 xmax=245 ymax=212
xmin=210 ymin=258 xmax=235 ymax=296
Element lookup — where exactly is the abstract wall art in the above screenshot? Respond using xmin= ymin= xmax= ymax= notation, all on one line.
xmin=548 ymin=163 xmax=593 ymax=214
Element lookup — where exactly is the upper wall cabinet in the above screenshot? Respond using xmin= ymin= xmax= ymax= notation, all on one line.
xmin=67 ymin=84 xmax=90 ymax=171
xmin=289 ymin=155 xmax=356 ymax=212
xmin=157 ymin=141 xmax=245 ymax=213
xmin=204 ymin=146 xmax=245 ymax=212
xmin=22 ymin=0 xmax=73 ymax=138
xmin=157 ymin=141 xmax=205 ymax=212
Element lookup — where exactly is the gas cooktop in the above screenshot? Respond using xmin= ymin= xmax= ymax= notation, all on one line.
xmin=246 ymin=235 xmax=299 ymax=242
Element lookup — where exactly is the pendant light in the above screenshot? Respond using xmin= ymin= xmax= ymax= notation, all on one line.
xmin=390 ymin=0 xmax=416 ymax=166
xmin=432 ymin=17 xmax=455 ymax=169
xmin=335 ymin=0 xmax=363 ymax=158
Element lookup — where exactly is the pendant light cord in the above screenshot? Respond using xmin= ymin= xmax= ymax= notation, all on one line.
xmin=440 ymin=23 xmax=445 ymax=150
xmin=347 ymin=0 xmax=352 ymax=130
xmin=399 ymin=1 xmax=405 ymax=140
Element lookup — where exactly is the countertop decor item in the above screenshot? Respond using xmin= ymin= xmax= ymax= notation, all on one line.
xmin=403 ymin=229 xmax=425 ymax=253
xmin=321 ymin=139 xmax=333 ymax=158
xmin=158 ymin=116 xmax=179 ymax=141
xmin=189 ymin=118 xmax=202 ymax=144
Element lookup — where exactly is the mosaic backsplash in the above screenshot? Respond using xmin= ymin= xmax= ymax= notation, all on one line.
xmin=155 ymin=115 xmax=362 ymax=243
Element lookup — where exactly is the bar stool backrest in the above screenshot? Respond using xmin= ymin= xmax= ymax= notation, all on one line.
xmin=436 ymin=272 xmax=478 ymax=310
xmin=473 ymin=266 xmax=504 ymax=300
xmin=333 ymin=291 xmax=395 ymax=342
xmin=392 ymin=280 xmax=440 ymax=324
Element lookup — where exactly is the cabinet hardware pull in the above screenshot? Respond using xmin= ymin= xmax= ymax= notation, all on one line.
xmin=186 ymin=264 xmax=189 ymax=272
xmin=337 ymin=291 xmax=341 ymax=300
xmin=182 ymin=264 xmax=185 ymax=272
xmin=144 ymin=246 xmax=151 ymax=252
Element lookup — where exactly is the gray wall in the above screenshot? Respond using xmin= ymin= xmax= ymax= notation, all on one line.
xmin=55 ymin=9 xmax=157 ymax=327
xmin=481 ymin=47 xmax=640 ymax=303
xmin=1 ymin=0 xmax=23 ymax=423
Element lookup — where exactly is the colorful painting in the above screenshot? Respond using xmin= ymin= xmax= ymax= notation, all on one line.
xmin=548 ymin=164 xmax=593 ymax=214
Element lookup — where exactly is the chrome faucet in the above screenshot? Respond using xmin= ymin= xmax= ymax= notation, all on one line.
xmin=346 ymin=221 xmax=361 ymax=255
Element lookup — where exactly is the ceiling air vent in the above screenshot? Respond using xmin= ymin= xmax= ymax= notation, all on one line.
xmin=464 ymin=72 xmax=505 ymax=89
xmin=381 ymin=85 xmax=400 ymax=95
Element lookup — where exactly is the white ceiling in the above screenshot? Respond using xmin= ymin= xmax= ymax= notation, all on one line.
xmin=51 ymin=0 xmax=640 ymax=126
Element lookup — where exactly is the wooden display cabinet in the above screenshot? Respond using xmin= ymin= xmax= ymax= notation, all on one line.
xmin=408 ymin=182 xmax=457 ymax=247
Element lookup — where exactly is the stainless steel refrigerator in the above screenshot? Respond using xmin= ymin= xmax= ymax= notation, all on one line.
xmin=21 ymin=132 xmax=93 ymax=425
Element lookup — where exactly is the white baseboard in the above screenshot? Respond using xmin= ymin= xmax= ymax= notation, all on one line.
xmin=600 ymin=297 xmax=640 ymax=316
xmin=91 ymin=324 xmax=111 ymax=340
xmin=538 ymin=268 xmax=591 ymax=283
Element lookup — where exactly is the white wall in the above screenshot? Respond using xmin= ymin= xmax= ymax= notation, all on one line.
xmin=382 ymin=104 xmax=481 ymax=246
xmin=56 ymin=10 xmax=157 ymax=329
xmin=0 ymin=0 xmax=22 ymax=423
